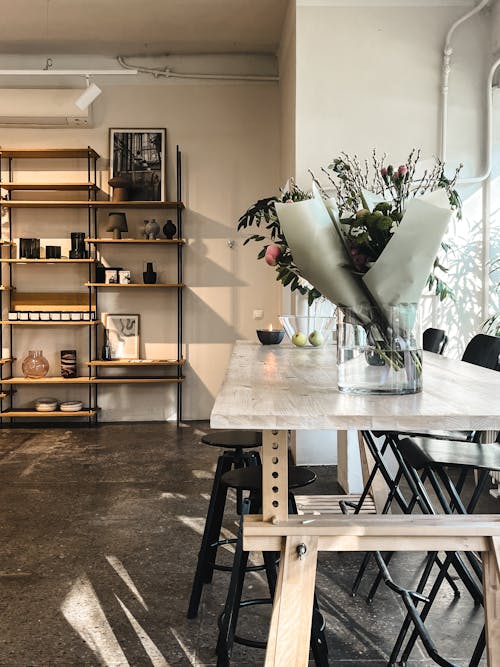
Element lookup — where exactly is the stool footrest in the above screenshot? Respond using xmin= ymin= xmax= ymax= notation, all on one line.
xmin=295 ymin=494 xmax=376 ymax=515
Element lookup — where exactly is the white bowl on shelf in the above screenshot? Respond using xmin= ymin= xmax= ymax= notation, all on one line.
xmin=279 ymin=315 xmax=336 ymax=348
xmin=35 ymin=397 xmax=58 ymax=412
xmin=59 ymin=400 xmax=83 ymax=412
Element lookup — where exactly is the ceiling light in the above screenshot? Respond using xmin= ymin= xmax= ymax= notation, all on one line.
xmin=75 ymin=81 xmax=102 ymax=110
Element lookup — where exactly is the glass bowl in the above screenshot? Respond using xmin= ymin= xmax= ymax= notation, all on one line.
xmin=279 ymin=315 xmax=336 ymax=348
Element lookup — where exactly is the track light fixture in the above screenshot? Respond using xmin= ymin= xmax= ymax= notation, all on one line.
xmin=74 ymin=77 xmax=102 ymax=110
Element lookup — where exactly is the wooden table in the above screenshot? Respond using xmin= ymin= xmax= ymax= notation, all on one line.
xmin=211 ymin=341 xmax=500 ymax=666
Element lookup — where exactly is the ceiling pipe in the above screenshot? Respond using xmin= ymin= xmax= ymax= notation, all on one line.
xmin=0 ymin=69 xmax=137 ymax=76
xmin=117 ymin=56 xmax=279 ymax=82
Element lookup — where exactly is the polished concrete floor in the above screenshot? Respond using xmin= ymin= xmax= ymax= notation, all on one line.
xmin=0 ymin=422 xmax=495 ymax=666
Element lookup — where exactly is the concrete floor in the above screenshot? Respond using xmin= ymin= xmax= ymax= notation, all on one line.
xmin=0 ymin=422 xmax=495 ymax=666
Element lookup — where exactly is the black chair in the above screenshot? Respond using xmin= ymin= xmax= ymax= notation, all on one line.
xmin=216 ymin=464 xmax=328 ymax=667
xmin=423 ymin=327 xmax=448 ymax=355
xmin=350 ymin=337 xmax=500 ymax=622
xmin=461 ymin=332 xmax=500 ymax=370
xmin=187 ymin=430 xmax=262 ymax=619
xmin=388 ymin=435 xmax=500 ymax=666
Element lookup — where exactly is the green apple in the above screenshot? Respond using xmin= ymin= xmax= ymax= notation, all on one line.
xmin=308 ymin=330 xmax=324 ymax=347
xmin=292 ymin=331 xmax=307 ymax=347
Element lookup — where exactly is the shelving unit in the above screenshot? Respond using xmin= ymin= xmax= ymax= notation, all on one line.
xmin=0 ymin=145 xmax=185 ymax=425
xmin=0 ymin=147 xmax=98 ymax=423
xmin=1 ymin=200 xmax=183 ymax=209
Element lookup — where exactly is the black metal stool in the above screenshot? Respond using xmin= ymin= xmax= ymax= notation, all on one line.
xmin=187 ymin=430 xmax=262 ymax=619
xmin=216 ymin=465 xmax=329 ymax=667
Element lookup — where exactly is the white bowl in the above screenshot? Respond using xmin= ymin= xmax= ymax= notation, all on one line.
xmin=35 ymin=397 xmax=58 ymax=412
xmin=59 ymin=400 xmax=83 ymax=412
xmin=279 ymin=315 xmax=335 ymax=348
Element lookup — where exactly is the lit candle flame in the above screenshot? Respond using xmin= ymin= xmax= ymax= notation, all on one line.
xmin=268 ymin=324 xmax=273 ymax=331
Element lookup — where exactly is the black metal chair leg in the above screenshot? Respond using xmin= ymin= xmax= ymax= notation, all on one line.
xmin=204 ymin=454 xmax=234 ymax=585
xmin=216 ymin=503 xmax=251 ymax=665
xmin=188 ymin=453 xmax=232 ymax=618
xmin=468 ymin=626 xmax=485 ymax=667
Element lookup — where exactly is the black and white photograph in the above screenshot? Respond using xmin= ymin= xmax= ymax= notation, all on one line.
xmin=110 ymin=128 xmax=166 ymax=201
xmin=106 ymin=313 xmax=140 ymax=359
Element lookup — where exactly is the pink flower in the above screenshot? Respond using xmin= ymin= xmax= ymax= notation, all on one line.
xmin=398 ymin=164 xmax=408 ymax=177
xmin=380 ymin=167 xmax=388 ymax=177
xmin=264 ymin=244 xmax=281 ymax=266
xmin=350 ymin=248 xmax=369 ymax=271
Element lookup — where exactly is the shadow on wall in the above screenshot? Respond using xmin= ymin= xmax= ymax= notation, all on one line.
xmin=438 ymin=215 xmax=482 ymax=357
xmin=183 ymin=290 xmax=237 ymax=344
xmin=184 ymin=209 xmax=237 ymax=240
xmin=181 ymin=356 xmax=220 ymax=420
xmin=185 ymin=238 xmax=246 ymax=288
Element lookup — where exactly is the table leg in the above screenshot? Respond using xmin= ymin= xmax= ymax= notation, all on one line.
xmin=262 ymin=430 xmax=289 ymax=522
xmin=482 ymin=536 xmax=500 ymax=667
xmin=265 ymin=535 xmax=319 ymax=667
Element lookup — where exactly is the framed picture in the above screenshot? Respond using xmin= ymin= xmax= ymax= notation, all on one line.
xmin=110 ymin=128 xmax=166 ymax=201
xmin=106 ymin=314 xmax=140 ymax=360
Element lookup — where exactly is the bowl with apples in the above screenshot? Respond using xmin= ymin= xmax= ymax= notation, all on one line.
xmin=279 ymin=314 xmax=336 ymax=348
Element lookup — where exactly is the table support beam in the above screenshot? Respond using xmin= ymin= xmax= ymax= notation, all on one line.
xmin=483 ymin=537 xmax=500 ymax=667
xmin=265 ymin=535 xmax=318 ymax=667
xmin=262 ymin=430 xmax=288 ymax=523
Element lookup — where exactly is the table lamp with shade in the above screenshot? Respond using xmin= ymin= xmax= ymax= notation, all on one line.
xmin=107 ymin=212 xmax=128 ymax=239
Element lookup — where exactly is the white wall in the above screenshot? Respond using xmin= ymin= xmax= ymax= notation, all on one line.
xmin=295 ymin=2 xmax=490 ymax=355
xmin=0 ymin=78 xmax=282 ymax=420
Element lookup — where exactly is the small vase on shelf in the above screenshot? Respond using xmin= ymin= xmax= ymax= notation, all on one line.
xmin=143 ymin=261 xmax=157 ymax=284
xmin=163 ymin=219 xmax=177 ymax=240
xmin=144 ymin=219 xmax=160 ymax=240
xmin=101 ymin=331 xmax=112 ymax=361
xmin=22 ymin=350 xmax=49 ymax=379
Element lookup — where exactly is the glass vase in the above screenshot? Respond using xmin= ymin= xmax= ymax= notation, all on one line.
xmin=337 ymin=304 xmax=422 ymax=395
xmin=22 ymin=350 xmax=49 ymax=379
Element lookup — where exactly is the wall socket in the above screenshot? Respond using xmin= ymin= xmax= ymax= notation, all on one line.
xmin=253 ymin=309 xmax=264 ymax=320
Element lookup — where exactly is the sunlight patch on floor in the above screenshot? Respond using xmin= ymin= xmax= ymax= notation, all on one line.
xmin=115 ymin=595 xmax=170 ymax=667
xmin=60 ymin=574 xmax=130 ymax=667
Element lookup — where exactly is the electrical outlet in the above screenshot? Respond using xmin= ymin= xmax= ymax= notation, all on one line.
xmin=253 ymin=309 xmax=264 ymax=320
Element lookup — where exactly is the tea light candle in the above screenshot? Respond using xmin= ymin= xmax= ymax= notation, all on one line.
xmin=256 ymin=324 xmax=285 ymax=345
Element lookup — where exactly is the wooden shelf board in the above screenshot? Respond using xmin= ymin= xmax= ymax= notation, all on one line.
xmin=2 ymin=377 xmax=93 ymax=385
xmin=1 ymin=409 xmax=96 ymax=418
xmin=12 ymin=292 xmax=96 ymax=312
xmin=86 ymin=358 xmax=185 ymax=367
xmin=85 ymin=238 xmax=185 ymax=245
xmin=0 ymin=358 xmax=14 ymax=365
xmin=0 ymin=259 xmax=94 ymax=264
xmin=1 ymin=200 xmax=183 ymax=209
xmin=1 ymin=183 xmax=99 ymax=192
xmin=0 ymin=148 xmax=99 ymax=159
xmin=0 ymin=240 xmax=15 ymax=246
xmin=85 ymin=282 xmax=185 ymax=288
xmin=92 ymin=377 xmax=184 ymax=384
xmin=1 ymin=320 xmax=99 ymax=326
xmin=0 ymin=286 xmax=12 ymax=291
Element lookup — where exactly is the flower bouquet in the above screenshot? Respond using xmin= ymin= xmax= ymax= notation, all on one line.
xmin=238 ymin=150 xmax=462 ymax=394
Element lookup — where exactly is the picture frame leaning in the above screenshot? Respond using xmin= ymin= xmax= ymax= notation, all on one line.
xmin=106 ymin=314 xmax=140 ymax=360
xmin=109 ymin=128 xmax=166 ymax=201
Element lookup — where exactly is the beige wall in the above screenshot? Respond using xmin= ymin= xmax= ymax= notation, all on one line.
xmin=1 ymin=82 xmax=282 ymax=420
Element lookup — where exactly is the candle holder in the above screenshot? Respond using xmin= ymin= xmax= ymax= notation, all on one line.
xmin=256 ymin=328 xmax=285 ymax=345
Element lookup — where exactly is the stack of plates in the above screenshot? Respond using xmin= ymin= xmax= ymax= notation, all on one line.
xmin=35 ymin=397 xmax=58 ymax=412
xmin=60 ymin=400 xmax=83 ymax=412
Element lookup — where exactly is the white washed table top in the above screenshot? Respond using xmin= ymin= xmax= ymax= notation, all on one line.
xmin=210 ymin=341 xmax=500 ymax=432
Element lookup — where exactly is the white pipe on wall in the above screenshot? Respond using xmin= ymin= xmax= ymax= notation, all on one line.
xmin=440 ymin=0 xmax=497 ymax=321
xmin=440 ymin=0 xmax=491 ymax=163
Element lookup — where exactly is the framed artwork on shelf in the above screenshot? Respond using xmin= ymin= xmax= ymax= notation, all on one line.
xmin=106 ymin=314 xmax=140 ymax=359
xmin=110 ymin=128 xmax=166 ymax=201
